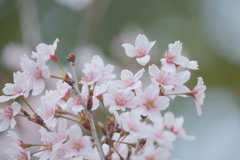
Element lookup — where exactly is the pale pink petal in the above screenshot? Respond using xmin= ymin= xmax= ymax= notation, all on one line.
xmin=69 ymin=124 xmax=83 ymax=139
xmin=161 ymin=60 xmax=176 ymax=73
xmin=146 ymin=41 xmax=156 ymax=53
xmin=135 ymin=34 xmax=148 ymax=48
xmin=10 ymin=118 xmax=17 ymax=129
xmin=121 ymin=70 xmax=133 ymax=81
xmin=136 ymin=55 xmax=150 ymax=66
xmin=148 ymin=64 xmax=160 ymax=77
xmin=0 ymin=95 xmax=18 ymax=103
xmin=194 ymin=100 xmax=202 ymax=116
xmin=12 ymin=102 xmax=21 ymax=116
xmin=185 ymin=61 xmax=199 ymax=70
xmin=168 ymin=41 xmax=182 ymax=55
xmin=133 ymin=68 xmax=145 ymax=80
xmin=122 ymin=43 xmax=135 ymax=57
xmin=32 ymin=78 xmax=45 ymax=96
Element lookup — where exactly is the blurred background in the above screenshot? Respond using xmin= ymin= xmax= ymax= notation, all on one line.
xmin=0 ymin=0 xmax=240 ymax=159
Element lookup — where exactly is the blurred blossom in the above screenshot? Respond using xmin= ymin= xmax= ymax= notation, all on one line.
xmin=55 ymin=0 xmax=94 ymax=11
xmin=2 ymin=43 xmax=30 ymax=71
xmin=110 ymin=25 xmax=145 ymax=66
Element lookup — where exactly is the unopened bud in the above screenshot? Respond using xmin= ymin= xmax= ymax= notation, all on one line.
xmin=66 ymin=54 xmax=76 ymax=64
xmin=80 ymin=120 xmax=91 ymax=131
xmin=33 ymin=114 xmax=44 ymax=126
xmin=21 ymin=108 xmax=30 ymax=117
xmin=139 ymin=138 xmax=147 ymax=147
xmin=64 ymin=73 xmax=75 ymax=86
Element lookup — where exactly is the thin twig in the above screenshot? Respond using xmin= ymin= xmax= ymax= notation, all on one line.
xmin=69 ymin=62 xmax=105 ymax=160
xmin=134 ymin=139 xmax=141 ymax=155
xmin=21 ymin=98 xmax=36 ymax=114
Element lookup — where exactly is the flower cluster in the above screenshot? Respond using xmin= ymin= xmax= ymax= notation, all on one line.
xmin=0 ymin=35 xmax=206 ymax=160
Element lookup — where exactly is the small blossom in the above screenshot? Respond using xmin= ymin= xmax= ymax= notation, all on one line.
xmin=32 ymin=38 xmax=59 ymax=62
xmin=165 ymin=70 xmax=191 ymax=99
xmin=67 ymin=84 xmax=99 ymax=112
xmin=103 ymin=88 xmax=136 ymax=112
xmin=7 ymin=131 xmax=26 ymax=148
xmin=150 ymin=118 xmax=176 ymax=149
xmin=161 ymin=41 xmax=198 ymax=72
xmin=111 ymin=68 xmax=145 ymax=90
xmin=37 ymin=98 xmax=58 ymax=128
xmin=132 ymin=84 xmax=170 ymax=121
xmin=132 ymin=142 xmax=171 ymax=160
xmin=80 ymin=55 xmax=115 ymax=85
xmin=188 ymin=77 xmax=206 ymax=116
xmin=55 ymin=80 xmax=71 ymax=101
xmin=63 ymin=124 xmax=95 ymax=159
xmin=164 ymin=112 xmax=196 ymax=141
xmin=0 ymin=102 xmax=21 ymax=132
xmin=5 ymin=145 xmax=31 ymax=160
xmin=90 ymin=55 xmax=115 ymax=80
xmin=0 ymin=71 xmax=30 ymax=102
xmin=35 ymin=119 xmax=68 ymax=160
xmin=149 ymin=64 xmax=181 ymax=89
xmin=122 ymin=34 xmax=156 ymax=66
xmin=114 ymin=111 xmax=148 ymax=138
xmin=20 ymin=54 xmax=51 ymax=96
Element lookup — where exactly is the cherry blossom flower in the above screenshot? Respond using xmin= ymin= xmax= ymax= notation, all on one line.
xmin=93 ymin=80 xmax=111 ymax=98
xmin=20 ymin=54 xmax=51 ymax=96
xmin=67 ymin=96 xmax=85 ymax=113
xmin=7 ymin=131 xmax=26 ymax=148
xmin=161 ymin=41 xmax=198 ymax=72
xmin=35 ymin=119 xmax=68 ymax=160
xmin=80 ymin=55 xmax=115 ymax=85
xmin=150 ymin=118 xmax=176 ymax=149
xmin=32 ymin=38 xmax=59 ymax=62
xmin=103 ymin=88 xmax=136 ymax=112
xmin=114 ymin=111 xmax=149 ymax=138
xmin=132 ymin=84 xmax=170 ymax=121
xmin=55 ymin=80 xmax=71 ymax=101
xmin=132 ymin=142 xmax=171 ymax=160
xmin=0 ymin=71 xmax=30 ymax=103
xmin=188 ymin=77 xmax=206 ymax=116
xmin=67 ymin=84 xmax=99 ymax=112
xmin=80 ymin=65 xmax=102 ymax=85
xmin=63 ymin=124 xmax=95 ymax=159
xmin=90 ymin=55 xmax=115 ymax=80
xmin=164 ymin=112 xmax=196 ymax=141
xmin=5 ymin=145 xmax=30 ymax=160
xmin=0 ymin=102 xmax=21 ymax=132
xmin=122 ymin=34 xmax=156 ymax=66
xmin=165 ymin=70 xmax=191 ymax=99
xmin=37 ymin=98 xmax=58 ymax=128
xmin=149 ymin=64 xmax=182 ymax=89
xmin=111 ymin=68 xmax=145 ymax=90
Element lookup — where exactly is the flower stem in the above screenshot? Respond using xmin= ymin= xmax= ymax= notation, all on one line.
xmin=69 ymin=61 xmax=105 ymax=160
xmin=57 ymin=115 xmax=80 ymax=124
xmin=56 ymin=60 xmax=65 ymax=71
xmin=17 ymin=114 xmax=51 ymax=132
xmin=31 ymin=148 xmax=50 ymax=156
xmin=134 ymin=139 xmax=141 ymax=155
xmin=50 ymin=75 xmax=65 ymax=80
xmin=21 ymin=98 xmax=36 ymax=114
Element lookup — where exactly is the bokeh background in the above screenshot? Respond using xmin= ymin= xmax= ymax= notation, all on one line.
xmin=0 ymin=0 xmax=240 ymax=159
